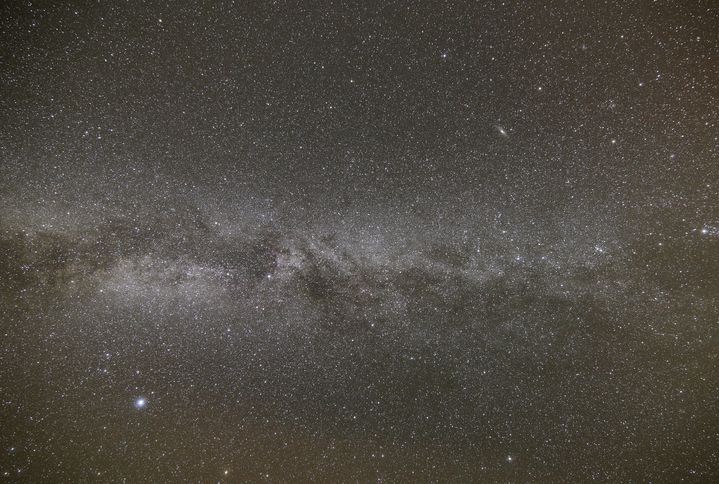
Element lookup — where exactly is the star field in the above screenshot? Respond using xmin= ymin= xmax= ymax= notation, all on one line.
xmin=1 ymin=1 xmax=718 ymax=482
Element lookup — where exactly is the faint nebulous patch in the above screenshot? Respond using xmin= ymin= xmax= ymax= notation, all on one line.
xmin=94 ymin=255 xmax=228 ymax=306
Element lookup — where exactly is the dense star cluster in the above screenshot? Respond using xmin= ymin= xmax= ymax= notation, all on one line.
xmin=1 ymin=1 xmax=718 ymax=481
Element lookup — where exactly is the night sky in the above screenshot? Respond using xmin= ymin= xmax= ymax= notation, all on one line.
xmin=1 ymin=1 xmax=718 ymax=482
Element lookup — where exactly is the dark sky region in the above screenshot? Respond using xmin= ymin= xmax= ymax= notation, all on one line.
xmin=1 ymin=1 xmax=718 ymax=482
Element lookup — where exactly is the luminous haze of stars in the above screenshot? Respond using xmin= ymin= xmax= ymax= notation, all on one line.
xmin=1 ymin=1 xmax=718 ymax=482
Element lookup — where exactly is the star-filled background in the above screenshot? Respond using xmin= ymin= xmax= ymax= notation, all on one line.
xmin=1 ymin=1 xmax=718 ymax=481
